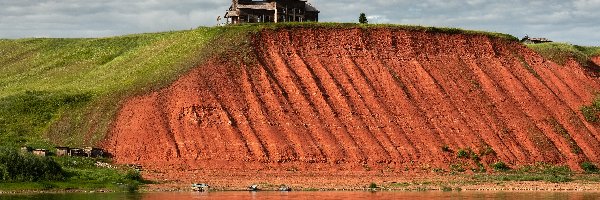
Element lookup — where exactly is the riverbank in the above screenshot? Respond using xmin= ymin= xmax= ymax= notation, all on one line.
xmin=138 ymin=170 xmax=600 ymax=192
xmin=3 ymin=173 xmax=600 ymax=194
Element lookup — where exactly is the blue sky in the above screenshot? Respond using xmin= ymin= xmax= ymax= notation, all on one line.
xmin=0 ymin=0 xmax=598 ymax=45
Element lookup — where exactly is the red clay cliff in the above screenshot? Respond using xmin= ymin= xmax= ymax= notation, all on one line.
xmin=104 ymin=28 xmax=600 ymax=178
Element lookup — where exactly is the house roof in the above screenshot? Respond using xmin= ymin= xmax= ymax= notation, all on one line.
xmin=305 ymin=3 xmax=319 ymax=12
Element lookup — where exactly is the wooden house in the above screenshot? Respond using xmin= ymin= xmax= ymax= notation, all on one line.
xmin=84 ymin=147 xmax=105 ymax=158
xmin=32 ymin=149 xmax=48 ymax=157
xmin=522 ymin=35 xmax=552 ymax=44
xmin=69 ymin=148 xmax=86 ymax=157
xmin=56 ymin=147 xmax=70 ymax=156
xmin=225 ymin=0 xmax=319 ymax=24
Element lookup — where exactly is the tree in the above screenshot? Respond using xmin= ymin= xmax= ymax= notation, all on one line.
xmin=359 ymin=13 xmax=368 ymax=24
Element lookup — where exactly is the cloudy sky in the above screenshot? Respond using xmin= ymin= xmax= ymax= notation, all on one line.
xmin=0 ymin=0 xmax=598 ymax=45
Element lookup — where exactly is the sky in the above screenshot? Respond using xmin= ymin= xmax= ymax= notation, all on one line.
xmin=0 ymin=0 xmax=598 ymax=46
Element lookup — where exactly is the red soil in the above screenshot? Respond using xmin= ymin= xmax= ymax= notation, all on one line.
xmin=103 ymin=28 xmax=600 ymax=183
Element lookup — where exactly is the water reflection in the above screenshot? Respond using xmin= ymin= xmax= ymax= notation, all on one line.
xmin=1 ymin=191 xmax=599 ymax=200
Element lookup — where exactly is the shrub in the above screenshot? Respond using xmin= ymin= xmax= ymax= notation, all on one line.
xmin=441 ymin=145 xmax=451 ymax=152
xmin=368 ymin=182 xmax=377 ymax=189
xmin=582 ymin=106 xmax=599 ymax=122
xmin=470 ymin=152 xmax=481 ymax=162
xmin=441 ymin=186 xmax=452 ymax=192
xmin=125 ymin=170 xmax=143 ymax=182
xmin=125 ymin=182 xmax=140 ymax=193
xmin=456 ymin=149 xmax=469 ymax=159
xmin=473 ymin=162 xmax=486 ymax=173
xmin=492 ymin=161 xmax=510 ymax=171
xmin=479 ymin=145 xmax=496 ymax=156
xmin=581 ymin=162 xmax=599 ymax=173
xmin=450 ymin=164 xmax=466 ymax=173
xmin=0 ymin=147 xmax=66 ymax=182
xmin=0 ymin=165 xmax=6 ymax=181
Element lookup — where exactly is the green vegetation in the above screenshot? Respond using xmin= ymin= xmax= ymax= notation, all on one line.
xmin=456 ymin=149 xmax=469 ymax=159
xmin=456 ymin=148 xmax=480 ymax=161
xmin=581 ymin=96 xmax=600 ymax=122
xmin=527 ymin=42 xmax=600 ymax=66
xmin=548 ymin=118 xmax=583 ymax=154
xmin=252 ymin=22 xmax=519 ymax=41
xmin=475 ymin=163 xmax=573 ymax=183
xmin=491 ymin=161 xmax=510 ymax=171
xmin=0 ymin=91 xmax=91 ymax=148
xmin=441 ymin=186 xmax=453 ymax=192
xmin=368 ymin=182 xmax=378 ymax=190
xmin=517 ymin=55 xmax=541 ymax=79
xmin=0 ymin=27 xmax=226 ymax=148
xmin=450 ymin=164 xmax=466 ymax=173
xmin=479 ymin=145 xmax=496 ymax=156
xmin=0 ymin=147 xmax=66 ymax=182
xmin=580 ymin=162 xmax=599 ymax=173
xmin=441 ymin=145 xmax=451 ymax=152
xmin=359 ymin=13 xmax=368 ymax=24
xmin=472 ymin=162 xmax=486 ymax=173
xmin=0 ymin=147 xmax=146 ymax=192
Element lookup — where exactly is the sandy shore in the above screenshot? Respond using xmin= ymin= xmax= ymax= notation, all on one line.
xmin=140 ymin=170 xmax=600 ymax=192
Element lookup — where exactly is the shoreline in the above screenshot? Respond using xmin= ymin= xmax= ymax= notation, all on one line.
xmin=2 ymin=184 xmax=600 ymax=195
xmin=3 ymin=171 xmax=600 ymax=194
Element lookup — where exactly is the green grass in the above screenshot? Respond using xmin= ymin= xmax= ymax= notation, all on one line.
xmin=241 ymin=22 xmax=519 ymax=41
xmin=527 ymin=42 xmax=600 ymax=66
xmin=0 ymin=27 xmax=226 ymax=148
xmin=0 ymin=147 xmax=144 ymax=192
xmin=491 ymin=161 xmax=510 ymax=172
xmin=474 ymin=163 xmax=574 ymax=183
xmin=0 ymin=168 xmax=143 ymax=192
xmin=581 ymin=96 xmax=600 ymax=123
xmin=580 ymin=162 xmax=599 ymax=173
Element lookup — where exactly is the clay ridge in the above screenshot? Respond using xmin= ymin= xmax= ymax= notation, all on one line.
xmin=104 ymin=28 xmax=600 ymax=172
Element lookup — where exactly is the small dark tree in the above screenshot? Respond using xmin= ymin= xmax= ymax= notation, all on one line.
xmin=359 ymin=13 xmax=368 ymax=24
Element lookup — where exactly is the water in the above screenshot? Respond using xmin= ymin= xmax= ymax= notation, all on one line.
xmin=1 ymin=191 xmax=599 ymax=200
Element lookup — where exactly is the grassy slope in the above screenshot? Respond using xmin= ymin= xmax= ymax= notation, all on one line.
xmin=527 ymin=42 xmax=600 ymax=66
xmin=0 ymin=28 xmax=223 ymax=148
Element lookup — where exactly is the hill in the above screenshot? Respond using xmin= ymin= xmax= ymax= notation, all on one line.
xmin=0 ymin=28 xmax=227 ymax=148
xmin=102 ymin=24 xmax=600 ymax=172
xmin=2 ymin=23 xmax=600 ymax=190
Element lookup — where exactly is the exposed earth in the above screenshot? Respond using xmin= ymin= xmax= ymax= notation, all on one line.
xmin=103 ymin=28 xmax=600 ymax=188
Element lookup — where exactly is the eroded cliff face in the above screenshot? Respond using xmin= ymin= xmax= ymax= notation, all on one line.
xmin=104 ymin=28 xmax=600 ymax=172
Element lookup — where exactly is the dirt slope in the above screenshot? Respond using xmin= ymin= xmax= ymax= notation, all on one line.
xmin=104 ymin=28 xmax=600 ymax=173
